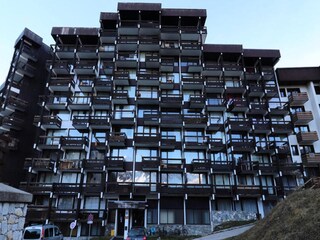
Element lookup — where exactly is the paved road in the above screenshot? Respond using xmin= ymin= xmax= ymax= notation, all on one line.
xmin=195 ymin=223 xmax=254 ymax=240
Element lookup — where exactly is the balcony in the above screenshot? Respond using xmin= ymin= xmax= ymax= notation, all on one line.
xmin=184 ymin=114 xmax=207 ymax=128
xmin=255 ymin=141 xmax=275 ymax=155
xmin=223 ymin=64 xmax=243 ymax=77
xmin=261 ymin=67 xmax=275 ymax=80
xmin=185 ymin=184 xmax=213 ymax=196
xmin=20 ymin=183 xmax=53 ymax=195
xmin=184 ymin=136 xmax=208 ymax=150
xmin=227 ymin=139 xmax=255 ymax=153
xmin=236 ymin=160 xmax=258 ymax=174
xmin=72 ymin=116 xmax=89 ymax=130
xmin=106 ymin=182 xmax=132 ymax=194
xmin=302 ymin=153 xmax=320 ymax=166
xmin=181 ymin=77 xmax=204 ymax=90
xmin=160 ymin=158 xmax=185 ymax=172
xmin=92 ymin=137 xmax=107 ymax=150
xmin=58 ymin=159 xmax=82 ymax=171
xmin=83 ymin=159 xmax=106 ymax=171
xmin=37 ymin=136 xmax=61 ymax=150
xmin=0 ymin=115 xmax=24 ymax=132
xmin=291 ymin=111 xmax=313 ymax=125
xmin=114 ymin=71 xmax=130 ymax=85
xmin=60 ymin=136 xmax=89 ymax=150
xmin=100 ymin=60 xmax=114 ymax=75
xmin=82 ymin=183 xmax=104 ymax=195
xmin=51 ymin=61 xmax=71 ymax=75
xmin=50 ymin=211 xmax=77 ymax=222
xmin=76 ymin=45 xmax=98 ymax=59
xmin=34 ymin=115 xmax=62 ymax=130
xmin=161 ymin=26 xmax=179 ymax=40
xmin=94 ymin=78 xmax=112 ymax=92
xmin=106 ymin=157 xmax=125 ymax=170
xmin=90 ymin=116 xmax=110 ymax=130
xmin=235 ymin=185 xmax=261 ymax=197
xmin=160 ymin=79 xmax=174 ymax=90
xmin=180 ymin=42 xmax=201 ymax=56
xmin=100 ymin=30 xmax=117 ymax=43
xmin=202 ymin=63 xmax=223 ymax=77
xmin=268 ymin=102 xmax=289 ymax=116
xmin=39 ymin=95 xmax=67 ymax=110
xmin=139 ymin=36 xmax=160 ymax=51
xmin=98 ymin=45 xmax=115 ymax=59
xmin=181 ymin=26 xmax=201 ymax=41
xmin=248 ymin=102 xmax=268 ymax=116
xmin=264 ymin=84 xmax=278 ymax=98
xmin=1 ymin=95 xmax=28 ymax=114
xmin=208 ymin=138 xmax=225 ymax=152
xmin=160 ymin=41 xmax=180 ymax=55
xmin=297 ymin=131 xmax=319 ymax=145
xmin=205 ymin=78 xmax=225 ymax=93
xmin=226 ymin=118 xmax=252 ymax=132
xmin=134 ymin=133 xmax=160 ymax=147
xmin=271 ymin=121 xmax=293 ymax=134
xmin=288 ymin=92 xmax=309 ymax=106
xmin=54 ymin=44 xmax=76 ymax=59
xmin=111 ymin=110 xmax=135 ymax=125
xmin=161 ymin=136 xmax=177 ymax=150
xmin=189 ymin=95 xmax=205 ymax=109
xmin=225 ymin=83 xmax=246 ymax=95
xmin=116 ymin=53 xmax=138 ymax=68
xmin=207 ymin=98 xmax=227 ymax=112
xmin=160 ymin=58 xmax=174 ymax=72
xmin=274 ymin=141 xmax=290 ymax=155
xmin=252 ymin=119 xmax=271 ymax=134
xmin=140 ymin=21 xmax=160 ymax=35
xmin=160 ymin=94 xmax=182 ymax=108
xmin=14 ymin=62 xmax=35 ymax=80
xmin=48 ymin=77 xmax=74 ymax=92
xmin=137 ymin=71 xmax=159 ymax=86
xmin=161 ymin=113 xmax=183 ymax=127
xmin=73 ymin=61 xmax=97 ymax=75
xmin=142 ymin=111 xmax=160 ymax=126
xmin=228 ymin=99 xmax=249 ymax=112
xmin=245 ymin=70 xmax=261 ymax=81
xmin=21 ymin=45 xmax=38 ymax=62
xmin=78 ymin=78 xmax=94 ymax=92
xmin=92 ymin=95 xmax=111 ymax=110
xmin=52 ymin=183 xmax=81 ymax=195
xmin=108 ymin=132 xmax=127 ymax=147
xmin=112 ymin=90 xmax=128 ymax=105
xmin=248 ymin=84 xmax=264 ymax=98
xmin=117 ymin=36 xmax=138 ymax=51
xmin=145 ymin=54 xmax=160 ymax=68
xmin=68 ymin=96 xmax=91 ymax=110
xmin=214 ymin=186 xmax=233 ymax=197
xmin=207 ymin=117 xmax=224 ymax=132
xmin=118 ymin=20 xmax=139 ymax=35
xmin=191 ymin=159 xmax=211 ymax=173
xmin=142 ymin=157 xmax=160 ymax=171
xmin=24 ymin=158 xmax=54 ymax=172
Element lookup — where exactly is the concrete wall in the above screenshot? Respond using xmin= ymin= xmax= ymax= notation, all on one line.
xmin=0 ymin=183 xmax=32 ymax=240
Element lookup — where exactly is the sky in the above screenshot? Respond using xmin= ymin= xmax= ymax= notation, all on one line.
xmin=0 ymin=0 xmax=319 ymax=84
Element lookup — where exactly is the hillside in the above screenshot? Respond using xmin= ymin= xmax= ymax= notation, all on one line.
xmin=232 ymin=188 xmax=320 ymax=240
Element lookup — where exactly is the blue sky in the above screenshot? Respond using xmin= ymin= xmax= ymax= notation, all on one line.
xmin=0 ymin=0 xmax=319 ymax=83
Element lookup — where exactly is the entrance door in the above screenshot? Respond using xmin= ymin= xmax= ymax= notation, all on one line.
xmin=132 ymin=209 xmax=144 ymax=227
xmin=117 ymin=209 xmax=125 ymax=236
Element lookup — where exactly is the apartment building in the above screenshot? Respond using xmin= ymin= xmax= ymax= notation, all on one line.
xmin=6 ymin=2 xmax=305 ymax=238
xmin=0 ymin=28 xmax=50 ymax=187
xmin=276 ymin=67 xmax=320 ymax=179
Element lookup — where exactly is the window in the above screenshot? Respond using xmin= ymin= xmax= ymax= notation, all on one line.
xmin=161 ymin=173 xmax=183 ymax=184
xmin=216 ymin=199 xmax=233 ymax=210
xmin=185 ymin=151 xmax=205 ymax=164
xmin=84 ymin=197 xmax=99 ymax=209
xmin=136 ymin=148 xmax=158 ymax=162
xmin=294 ymin=125 xmax=309 ymax=133
xmin=291 ymin=145 xmax=299 ymax=156
xmin=287 ymin=88 xmax=300 ymax=96
xmin=279 ymin=88 xmax=286 ymax=97
xmin=186 ymin=209 xmax=210 ymax=225
xmin=291 ymin=106 xmax=304 ymax=113
xmin=314 ymin=85 xmax=320 ymax=95
xmin=186 ymin=173 xmax=208 ymax=184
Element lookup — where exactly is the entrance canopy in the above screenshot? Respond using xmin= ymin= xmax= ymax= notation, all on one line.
xmin=108 ymin=201 xmax=148 ymax=209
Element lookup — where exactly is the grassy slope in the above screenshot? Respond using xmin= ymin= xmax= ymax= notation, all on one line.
xmin=232 ymin=189 xmax=320 ymax=240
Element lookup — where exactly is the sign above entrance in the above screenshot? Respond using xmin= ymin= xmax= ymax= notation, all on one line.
xmin=108 ymin=201 xmax=148 ymax=209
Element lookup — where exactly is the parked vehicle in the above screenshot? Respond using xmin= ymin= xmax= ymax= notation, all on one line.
xmin=22 ymin=224 xmax=63 ymax=240
xmin=126 ymin=227 xmax=148 ymax=240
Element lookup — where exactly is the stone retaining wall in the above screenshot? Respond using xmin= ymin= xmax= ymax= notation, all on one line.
xmin=0 ymin=183 xmax=32 ymax=240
